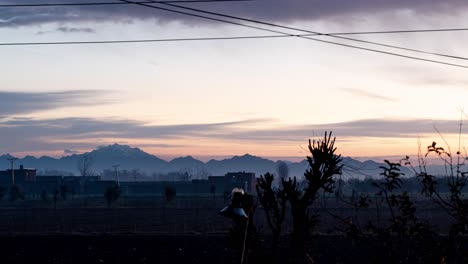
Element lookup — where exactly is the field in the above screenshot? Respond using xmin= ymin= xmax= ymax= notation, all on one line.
xmin=0 ymin=196 xmax=466 ymax=263
xmin=0 ymin=195 xmax=457 ymax=234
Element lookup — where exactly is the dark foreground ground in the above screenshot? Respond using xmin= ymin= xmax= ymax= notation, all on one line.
xmin=1 ymin=234 xmax=230 ymax=264
xmin=0 ymin=197 xmax=466 ymax=263
xmin=1 ymin=233 xmax=467 ymax=264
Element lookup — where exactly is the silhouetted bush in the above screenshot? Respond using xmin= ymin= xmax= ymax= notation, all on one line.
xmin=256 ymin=132 xmax=343 ymax=262
xmin=283 ymin=132 xmax=342 ymax=259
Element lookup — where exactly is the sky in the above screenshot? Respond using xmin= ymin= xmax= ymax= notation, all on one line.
xmin=1 ymin=0 xmax=468 ymax=161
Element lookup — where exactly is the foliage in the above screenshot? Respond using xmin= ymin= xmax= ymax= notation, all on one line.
xmin=316 ymin=161 xmax=441 ymax=263
xmin=403 ymin=141 xmax=468 ymax=263
xmin=370 ymin=161 xmax=439 ymax=263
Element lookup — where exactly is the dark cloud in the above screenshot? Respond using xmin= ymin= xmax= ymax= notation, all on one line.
xmin=0 ymin=117 xmax=462 ymax=153
xmin=0 ymin=90 xmax=108 ymax=115
xmin=0 ymin=0 xmax=466 ymax=28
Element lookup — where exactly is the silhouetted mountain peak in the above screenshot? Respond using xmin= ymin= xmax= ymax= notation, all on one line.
xmin=0 ymin=153 xmax=16 ymax=159
xmin=171 ymin=156 xmax=197 ymax=162
xmin=232 ymin=154 xmax=266 ymax=161
xmin=91 ymin=144 xmax=154 ymax=159
xmin=169 ymin=156 xmax=204 ymax=167
xmin=0 ymin=144 xmax=415 ymax=179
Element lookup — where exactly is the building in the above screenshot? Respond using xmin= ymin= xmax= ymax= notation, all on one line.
xmin=0 ymin=165 xmax=36 ymax=186
xmin=224 ymin=172 xmax=256 ymax=193
xmin=0 ymin=166 xmax=257 ymax=197
xmin=118 ymin=172 xmax=257 ymax=197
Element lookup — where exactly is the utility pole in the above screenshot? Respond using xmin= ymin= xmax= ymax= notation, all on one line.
xmin=7 ymin=157 xmax=18 ymax=185
xmin=112 ymin=165 xmax=120 ymax=186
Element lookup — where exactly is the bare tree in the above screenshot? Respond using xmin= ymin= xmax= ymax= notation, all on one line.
xmin=195 ymin=167 xmax=211 ymax=179
xmin=77 ymin=153 xmax=94 ymax=177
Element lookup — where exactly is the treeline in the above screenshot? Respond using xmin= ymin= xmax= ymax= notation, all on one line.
xmin=342 ymin=176 xmax=460 ymax=194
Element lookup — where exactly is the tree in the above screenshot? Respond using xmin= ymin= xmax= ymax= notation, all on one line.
xmin=77 ymin=153 xmax=94 ymax=177
xmin=195 ymin=167 xmax=211 ymax=179
xmin=162 ymin=185 xmax=176 ymax=224
xmin=282 ymin=132 xmax=342 ymax=258
xmin=164 ymin=185 xmax=176 ymax=203
xmin=53 ymin=185 xmax=69 ymax=209
xmin=104 ymin=184 xmax=121 ymax=207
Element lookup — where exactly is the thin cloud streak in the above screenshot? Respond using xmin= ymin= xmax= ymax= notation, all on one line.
xmin=0 ymin=90 xmax=110 ymax=115
xmin=56 ymin=26 xmax=96 ymax=33
xmin=340 ymin=88 xmax=397 ymax=102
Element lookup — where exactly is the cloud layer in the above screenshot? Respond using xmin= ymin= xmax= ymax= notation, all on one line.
xmin=0 ymin=116 xmax=462 ymax=153
xmin=0 ymin=0 xmax=467 ymax=28
xmin=0 ymin=90 xmax=107 ymax=115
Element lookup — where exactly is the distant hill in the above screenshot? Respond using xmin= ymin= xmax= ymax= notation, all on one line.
xmin=169 ymin=156 xmax=205 ymax=169
xmin=0 ymin=144 xmax=413 ymax=179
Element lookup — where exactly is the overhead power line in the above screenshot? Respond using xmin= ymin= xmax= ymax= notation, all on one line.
xmin=5 ymin=31 xmax=468 ymax=47
xmin=1 ymin=1 xmax=467 ymax=68
xmin=329 ymin=28 xmax=468 ymax=35
xmin=159 ymin=1 xmax=468 ymax=62
xmin=0 ymin=0 xmax=250 ymax=7
xmin=120 ymin=0 xmax=468 ymax=69
xmin=0 ymin=34 xmax=301 ymax=46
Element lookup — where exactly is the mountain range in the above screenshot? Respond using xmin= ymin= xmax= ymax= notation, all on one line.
xmin=0 ymin=144 xmax=414 ymax=179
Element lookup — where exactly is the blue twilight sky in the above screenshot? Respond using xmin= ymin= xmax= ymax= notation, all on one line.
xmin=1 ymin=0 xmax=468 ymax=160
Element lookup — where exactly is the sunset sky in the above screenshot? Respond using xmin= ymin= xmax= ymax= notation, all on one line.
xmin=1 ymin=0 xmax=468 ymax=161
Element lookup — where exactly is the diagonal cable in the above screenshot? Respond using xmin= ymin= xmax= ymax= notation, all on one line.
xmin=121 ymin=0 xmax=468 ymax=69
xmin=159 ymin=1 xmax=468 ymax=62
xmin=0 ymin=0 xmax=252 ymax=7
